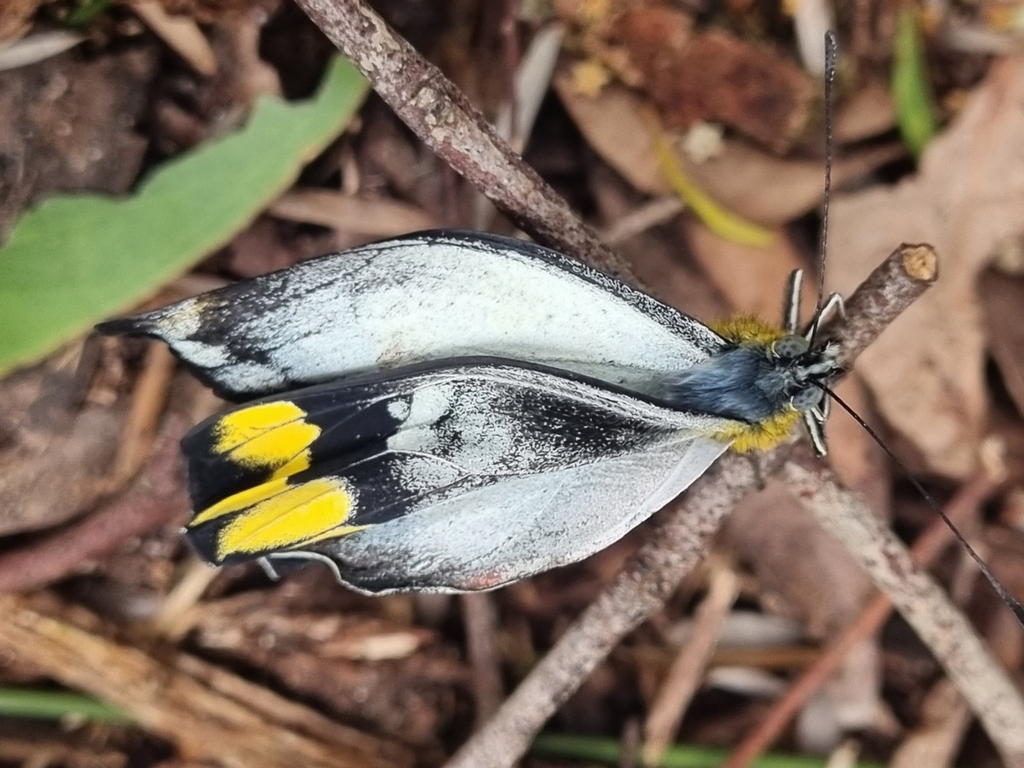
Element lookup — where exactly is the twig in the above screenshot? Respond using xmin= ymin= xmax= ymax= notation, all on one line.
xmin=642 ymin=562 xmax=740 ymax=766
xmin=443 ymin=245 xmax=938 ymax=768
xmin=0 ymin=418 xmax=189 ymax=593
xmin=0 ymin=594 xmax=412 ymax=768
xmin=107 ymin=342 xmax=176 ymax=491
xmin=782 ymin=451 xmax=1024 ymax=765
xmin=826 ymin=242 xmax=938 ymax=368
xmin=720 ymin=471 xmax=997 ymax=768
xmin=462 ymin=592 xmax=505 ymax=729
xmin=291 ymin=0 xmax=631 ymax=280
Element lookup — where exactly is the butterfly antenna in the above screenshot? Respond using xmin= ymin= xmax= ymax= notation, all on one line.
xmin=811 ymin=31 xmax=838 ymax=347
xmin=822 ymin=384 xmax=1024 ymax=628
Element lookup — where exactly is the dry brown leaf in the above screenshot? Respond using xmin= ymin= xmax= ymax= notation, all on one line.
xmin=827 ymin=55 xmax=1024 ymax=477
xmin=0 ymin=48 xmax=154 ymax=238
xmin=0 ymin=346 xmax=123 ymax=536
xmin=554 ymin=75 xmax=665 ymax=193
xmin=555 ymin=77 xmax=905 ymax=225
xmin=269 ymin=190 xmax=437 ymax=236
xmin=0 ymin=0 xmax=37 ymax=43
xmin=724 ymin=480 xmax=874 ymax=638
xmin=681 ymin=220 xmax=814 ymax=321
xmin=686 ymin=141 xmax=905 ymax=226
xmin=612 ymin=22 xmax=813 ymax=153
xmin=834 ymin=82 xmax=897 ymax=143
xmin=979 ymin=270 xmax=1024 ymax=418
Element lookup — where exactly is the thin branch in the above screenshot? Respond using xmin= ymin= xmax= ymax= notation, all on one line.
xmin=827 ymin=242 xmax=938 ymax=368
xmin=291 ymin=0 xmax=632 ymax=281
xmin=642 ymin=562 xmax=740 ymax=766
xmin=462 ymin=592 xmax=505 ymax=729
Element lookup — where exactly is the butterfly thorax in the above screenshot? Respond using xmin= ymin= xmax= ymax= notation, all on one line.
xmin=657 ymin=315 xmax=841 ymax=452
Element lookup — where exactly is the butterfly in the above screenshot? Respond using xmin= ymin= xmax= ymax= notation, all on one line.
xmin=98 ymin=230 xmax=841 ymax=594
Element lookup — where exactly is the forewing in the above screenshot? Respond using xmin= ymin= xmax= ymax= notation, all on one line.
xmin=180 ymin=360 xmax=731 ymax=592
xmin=182 ymin=376 xmax=419 ymax=512
xmin=98 ymin=231 xmax=723 ymax=399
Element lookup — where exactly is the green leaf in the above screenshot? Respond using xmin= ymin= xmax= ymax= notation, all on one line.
xmin=892 ymin=9 xmax=938 ymax=157
xmin=0 ymin=58 xmax=368 ymax=377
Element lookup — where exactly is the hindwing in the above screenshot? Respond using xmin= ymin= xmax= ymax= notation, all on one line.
xmin=181 ymin=359 xmax=732 ymax=590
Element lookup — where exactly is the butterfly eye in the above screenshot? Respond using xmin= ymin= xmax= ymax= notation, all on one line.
xmin=791 ymin=385 xmax=824 ymax=412
xmin=774 ymin=334 xmax=810 ymax=359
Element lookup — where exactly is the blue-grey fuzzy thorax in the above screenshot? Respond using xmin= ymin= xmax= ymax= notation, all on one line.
xmin=656 ymin=345 xmax=835 ymax=423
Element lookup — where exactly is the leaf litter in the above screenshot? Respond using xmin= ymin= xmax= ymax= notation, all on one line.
xmin=2 ymin=2 xmax=1024 ymax=768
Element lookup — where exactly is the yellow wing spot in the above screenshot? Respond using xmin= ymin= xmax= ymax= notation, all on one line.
xmin=212 ymin=401 xmax=321 ymax=478
xmin=189 ymin=477 xmax=356 ymax=561
xmin=709 ymin=315 xmax=786 ymax=347
xmin=709 ymin=407 xmax=801 ymax=452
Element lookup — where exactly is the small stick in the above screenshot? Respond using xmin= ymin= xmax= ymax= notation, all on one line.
xmin=828 ymin=242 xmax=938 ymax=368
xmin=642 ymin=562 xmax=740 ymax=766
xmin=107 ymin=342 xmax=176 ymax=491
xmin=462 ymin=593 xmax=505 ymax=729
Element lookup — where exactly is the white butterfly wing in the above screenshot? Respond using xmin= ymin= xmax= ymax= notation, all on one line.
xmin=99 ymin=231 xmax=724 ymax=399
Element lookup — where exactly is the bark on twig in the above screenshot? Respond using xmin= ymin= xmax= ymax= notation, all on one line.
xmin=642 ymin=563 xmax=740 ymax=766
xmin=291 ymin=0 xmax=631 ymax=280
xmin=827 ymin=242 xmax=938 ymax=368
